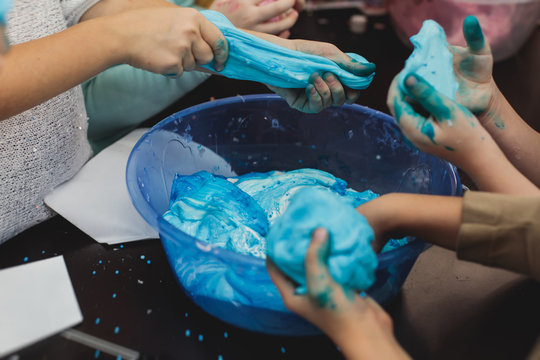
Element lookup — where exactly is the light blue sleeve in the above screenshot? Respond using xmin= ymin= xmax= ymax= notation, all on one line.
xmin=398 ymin=20 xmax=458 ymax=100
xmin=200 ymin=10 xmax=375 ymax=90
xmin=0 ymin=0 xmax=11 ymax=24
xmin=83 ymin=66 xmax=210 ymax=153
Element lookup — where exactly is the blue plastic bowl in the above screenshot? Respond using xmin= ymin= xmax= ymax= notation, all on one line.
xmin=126 ymin=94 xmax=461 ymax=336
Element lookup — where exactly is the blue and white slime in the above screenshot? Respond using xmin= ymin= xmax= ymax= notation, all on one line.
xmin=163 ymin=169 xmax=407 ymax=293
xmin=200 ymin=10 xmax=374 ymax=90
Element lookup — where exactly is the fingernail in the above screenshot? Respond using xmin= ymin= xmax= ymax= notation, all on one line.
xmin=312 ymin=228 xmax=328 ymax=243
xmin=363 ymin=62 xmax=376 ymax=72
xmin=405 ymin=73 xmax=419 ymax=88
xmin=323 ymin=73 xmax=336 ymax=83
xmin=315 ymin=76 xmax=325 ymax=87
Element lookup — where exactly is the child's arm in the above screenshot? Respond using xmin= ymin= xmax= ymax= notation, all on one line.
xmin=267 ymin=228 xmax=411 ymax=360
xmin=359 ymin=192 xmax=540 ymax=282
xmin=387 ymin=72 xmax=539 ymax=195
xmin=451 ymin=16 xmax=540 ymax=187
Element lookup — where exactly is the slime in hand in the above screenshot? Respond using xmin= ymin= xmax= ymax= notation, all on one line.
xmin=200 ymin=10 xmax=375 ymax=89
xmin=266 ymin=187 xmax=378 ymax=293
xmin=398 ymin=20 xmax=458 ymax=100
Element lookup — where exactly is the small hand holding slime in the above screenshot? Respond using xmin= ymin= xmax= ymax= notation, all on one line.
xmin=267 ymin=229 xmax=410 ymax=360
xmin=389 ymin=72 xmax=495 ymax=173
xmin=266 ymin=187 xmax=377 ymax=293
xmin=199 ymin=10 xmax=375 ymax=113
xmin=267 ymin=39 xmax=376 ymax=112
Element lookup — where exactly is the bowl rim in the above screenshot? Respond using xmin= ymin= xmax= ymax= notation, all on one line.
xmin=126 ymin=94 xmax=462 ymax=267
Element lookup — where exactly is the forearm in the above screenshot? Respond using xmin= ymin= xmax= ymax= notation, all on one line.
xmin=479 ymin=84 xmax=540 ymax=187
xmin=0 ymin=16 xmax=123 ymax=120
xmin=359 ymin=193 xmax=463 ymax=252
xmin=242 ymin=28 xmax=295 ymax=49
xmin=459 ymin=138 xmax=540 ymax=196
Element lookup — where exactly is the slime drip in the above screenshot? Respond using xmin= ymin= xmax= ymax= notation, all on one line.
xmin=200 ymin=10 xmax=375 ymax=90
xmin=398 ymin=20 xmax=458 ymax=100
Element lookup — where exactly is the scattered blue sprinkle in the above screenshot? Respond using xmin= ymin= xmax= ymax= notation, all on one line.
xmin=116 ymin=356 xmax=122 ymax=360
xmin=98 ymin=260 xmax=102 ymax=264
xmin=41 ymin=250 xmax=45 ymax=254
xmin=198 ymin=334 xmax=204 ymax=342
xmin=147 ymin=260 xmax=151 ymax=264
xmin=115 ymin=270 xmax=119 ymax=275
xmin=185 ymin=312 xmax=188 ymax=318
xmin=185 ymin=329 xmax=191 ymax=337
xmin=224 ymin=332 xmax=228 ymax=339
xmin=218 ymin=356 xmax=223 ymax=360
xmin=92 ymin=270 xmax=96 ymax=275
xmin=120 ymin=245 xmax=124 ymax=248
xmin=114 ymin=326 xmax=120 ymax=334
xmin=298 ymin=159 xmax=303 ymax=164
xmin=281 ymin=347 xmax=286 ymax=354
xmin=23 ymin=257 xmax=28 ymax=262
xmin=112 ymin=293 xmax=117 ymax=299
xmin=311 ymin=145 xmax=316 ymax=149
xmin=94 ymin=349 xmax=100 ymax=358
xmin=140 ymin=255 xmax=145 ymax=260
xmin=95 ymin=317 xmax=100 ymax=325
xmin=241 ymin=134 xmax=246 ymax=139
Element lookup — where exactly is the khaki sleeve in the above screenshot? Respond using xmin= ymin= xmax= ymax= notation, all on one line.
xmin=457 ymin=191 xmax=540 ymax=282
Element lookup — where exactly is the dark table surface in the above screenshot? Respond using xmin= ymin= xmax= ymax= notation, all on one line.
xmin=1 ymin=10 xmax=539 ymax=360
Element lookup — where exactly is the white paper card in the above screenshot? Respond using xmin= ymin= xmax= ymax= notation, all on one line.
xmin=45 ymin=128 xmax=159 ymax=244
xmin=0 ymin=256 xmax=83 ymax=357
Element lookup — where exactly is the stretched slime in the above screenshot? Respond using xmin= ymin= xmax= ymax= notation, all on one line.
xmin=200 ymin=10 xmax=375 ymax=90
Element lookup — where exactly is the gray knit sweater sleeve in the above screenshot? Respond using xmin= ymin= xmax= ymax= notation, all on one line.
xmin=0 ymin=0 xmax=93 ymax=244
xmin=60 ymin=0 xmax=100 ymax=26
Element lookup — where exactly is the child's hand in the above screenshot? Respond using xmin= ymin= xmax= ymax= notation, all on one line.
xmin=267 ymin=228 xmax=410 ymax=360
xmin=267 ymin=40 xmax=375 ymax=113
xmin=115 ymin=7 xmax=229 ymax=76
xmin=210 ymin=0 xmax=299 ymax=36
xmin=387 ymin=72 xmax=497 ymax=173
xmin=450 ymin=16 xmax=500 ymax=125
xmin=387 ymin=72 xmax=540 ymax=194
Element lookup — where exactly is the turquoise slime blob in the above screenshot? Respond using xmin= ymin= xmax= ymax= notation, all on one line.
xmin=200 ymin=10 xmax=375 ymax=90
xmin=266 ymin=187 xmax=378 ymax=293
xmin=398 ymin=20 xmax=458 ymax=101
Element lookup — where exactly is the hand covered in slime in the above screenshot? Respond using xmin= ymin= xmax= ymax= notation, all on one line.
xmin=450 ymin=16 xmax=499 ymax=126
xmin=268 ymin=40 xmax=376 ymax=113
xmin=267 ymin=228 xmax=411 ymax=360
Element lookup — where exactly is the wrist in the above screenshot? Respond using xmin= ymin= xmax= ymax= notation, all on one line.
xmin=336 ymin=312 xmax=407 ymax=360
xmin=477 ymin=81 xmax=509 ymax=129
xmin=99 ymin=13 xmax=141 ymax=66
